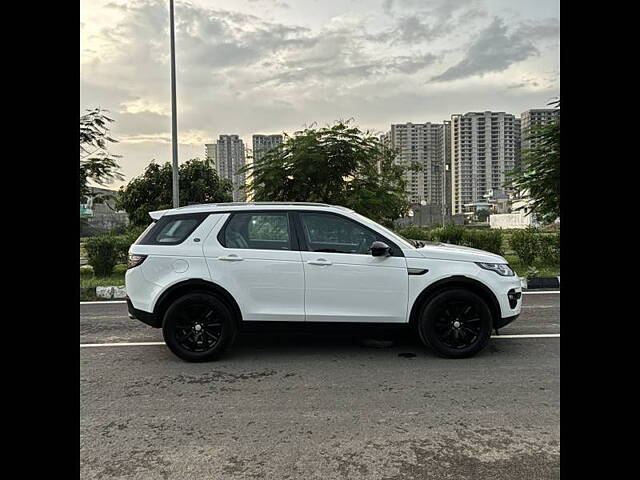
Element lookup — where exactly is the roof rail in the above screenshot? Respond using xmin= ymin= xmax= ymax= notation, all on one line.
xmin=173 ymin=201 xmax=342 ymax=208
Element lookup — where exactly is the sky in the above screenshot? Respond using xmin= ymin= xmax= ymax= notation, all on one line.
xmin=80 ymin=0 xmax=560 ymax=188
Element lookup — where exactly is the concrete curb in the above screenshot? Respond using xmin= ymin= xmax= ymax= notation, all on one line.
xmin=79 ymin=285 xmax=127 ymax=299
xmin=84 ymin=276 xmax=559 ymax=300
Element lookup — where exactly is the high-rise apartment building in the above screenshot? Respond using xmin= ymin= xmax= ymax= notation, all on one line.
xmin=521 ymin=108 xmax=559 ymax=151
xmin=252 ymin=134 xmax=283 ymax=163
xmin=209 ymin=135 xmax=246 ymax=202
xmin=450 ymin=112 xmax=521 ymax=215
xmin=387 ymin=122 xmax=448 ymax=206
xmin=204 ymin=143 xmax=216 ymax=165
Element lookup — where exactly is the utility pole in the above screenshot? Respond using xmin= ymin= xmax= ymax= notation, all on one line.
xmin=169 ymin=0 xmax=179 ymax=207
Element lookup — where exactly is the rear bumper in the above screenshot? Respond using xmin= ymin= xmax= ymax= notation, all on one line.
xmin=127 ymin=297 xmax=161 ymax=328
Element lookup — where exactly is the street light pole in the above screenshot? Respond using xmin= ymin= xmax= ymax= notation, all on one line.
xmin=169 ymin=0 xmax=179 ymax=208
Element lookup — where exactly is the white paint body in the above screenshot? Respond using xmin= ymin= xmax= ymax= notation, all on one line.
xmin=126 ymin=204 xmax=522 ymax=323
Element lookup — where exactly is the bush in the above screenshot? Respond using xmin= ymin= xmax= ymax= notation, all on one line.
xmin=462 ymin=229 xmax=503 ymax=255
xmin=113 ymin=263 xmax=128 ymax=274
xmin=114 ymin=236 xmax=134 ymax=263
xmin=395 ymin=225 xmax=503 ymax=255
xmin=395 ymin=226 xmax=433 ymax=241
xmin=431 ymin=225 xmax=466 ymax=245
xmin=85 ymin=235 xmax=120 ymax=276
xmin=85 ymin=230 xmax=141 ymax=276
xmin=80 ymin=265 xmax=94 ymax=276
xmin=509 ymin=228 xmax=540 ymax=267
xmin=538 ymin=233 xmax=560 ymax=265
xmin=525 ymin=266 xmax=540 ymax=278
xmin=109 ymin=223 xmax=148 ymax=239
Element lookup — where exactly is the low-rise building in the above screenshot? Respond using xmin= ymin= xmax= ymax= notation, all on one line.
xmin=489 ymin=197 xmax=539 ymax=229
xmin=80 ymin=186 xmax=129 ymax=236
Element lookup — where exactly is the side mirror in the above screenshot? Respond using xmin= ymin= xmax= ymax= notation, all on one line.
xmin=371 ymin=241 xmax=391 ymax=257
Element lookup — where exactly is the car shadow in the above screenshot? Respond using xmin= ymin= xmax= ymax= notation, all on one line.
xmin=226 ymin=322 xmax=431 ymax=359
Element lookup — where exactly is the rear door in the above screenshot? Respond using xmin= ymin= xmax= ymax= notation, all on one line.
xmin=203 ymin=211 xmax=305 ymax=322
xmin=295 ymin=211 xmax=408 ymax=323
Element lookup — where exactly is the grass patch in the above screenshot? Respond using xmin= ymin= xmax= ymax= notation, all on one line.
xmin=504 ymin=254 xmax=560 ymax=278
xmin=80 ymin=273 xmax=125 ymax=289
xmin=80 ymin=290 xmax=99 ymax=302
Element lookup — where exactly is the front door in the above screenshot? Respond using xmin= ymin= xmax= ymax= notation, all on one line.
xmin=295 ymin=211 xmax=408 ymax=323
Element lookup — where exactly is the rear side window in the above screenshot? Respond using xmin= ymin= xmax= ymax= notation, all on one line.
xmin=219 ymin=213 xmax=292 ymax=250
xmin=138 ymin=213 xmax=209 ymax=245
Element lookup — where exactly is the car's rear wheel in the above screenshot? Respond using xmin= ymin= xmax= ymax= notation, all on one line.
xmin=418 ymin=289 xmax=492 ymax=358
xmin=162 ymin=292 xmax=237 ymax=362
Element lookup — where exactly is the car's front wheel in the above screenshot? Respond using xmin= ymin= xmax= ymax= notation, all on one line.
xmin=162 ymin=292 xmax=237 ymax=362
xmin=418 ymin=289 xmax=493 ymax=358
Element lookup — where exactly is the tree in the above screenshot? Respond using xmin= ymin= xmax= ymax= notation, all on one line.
xmin=476 ymin=208 xmax=490 ymax=222
xmin=80 ymin=108 xmax=124 ymax=202
xmin=507 ymin=100 xmax=560 ymax=224
xmin=117 ymin=159 xmax=233 ymax=226
xmin=240 ymin=120 xmax=412 ymax=226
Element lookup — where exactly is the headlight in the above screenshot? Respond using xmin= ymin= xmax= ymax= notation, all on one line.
xmin=475 ymin=262 xmax=515 ymax=276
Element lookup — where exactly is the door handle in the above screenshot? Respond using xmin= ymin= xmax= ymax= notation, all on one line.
xmin=218 ymin=254 xmax=244 ymax=261
xmin=307 ymin=259 xmax=332 ymax=266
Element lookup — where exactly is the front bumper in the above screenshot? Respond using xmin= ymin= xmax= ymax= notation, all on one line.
xmin=494 ymin=313 xmax=519 ymax=330
xmin=127 ymin=297 xmax=161 ymax=328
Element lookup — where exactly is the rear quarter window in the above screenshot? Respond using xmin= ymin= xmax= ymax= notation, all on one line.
xmin=138 ymin=213 xmax=209 ymax=245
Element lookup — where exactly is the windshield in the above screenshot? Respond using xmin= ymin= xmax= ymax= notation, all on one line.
xmin=351 ymin=213 xmax=417 ymax=250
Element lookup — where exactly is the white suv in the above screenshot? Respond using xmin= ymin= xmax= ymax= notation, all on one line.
xmin=126 ymin=202 xmax=521 ymax=362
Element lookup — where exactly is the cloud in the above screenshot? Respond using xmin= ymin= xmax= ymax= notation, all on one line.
xmin=372 ymin=0 xmax=487 ymax=44
xmin=430 ymin=17 xmax=559 ymax=82
xmin=81 ymin=0 xmax=559 ymax=186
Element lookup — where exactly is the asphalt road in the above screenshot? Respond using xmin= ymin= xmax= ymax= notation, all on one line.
xmin=80 ymin=292 xmax=560 ymax=480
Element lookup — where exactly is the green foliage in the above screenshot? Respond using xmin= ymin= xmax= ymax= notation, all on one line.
xmin=525 ymin=266 xmax=540 ymax=278
xmin=504 ymin=254 xmax=559 ymax=278
xmin=507 ymin=102 xmax=560 ymax=224
xmin=84 ymin=227 xmax=145 ymax=276
xmin=248 ymin=215 xmax=289 ymax=241
xmin=85 ymin=235 xmax=120 ymax=276
xmin=395 ymin=225 xmax=503 ymax=255
xmin=461 ymin=229 xmax=503 ymax=255
xmin=538 ymin=232 xmax=560 ymax=265
xmin=241 ymin=120 xmax=412 ymax=226
xmin=113 ymin=264 xmax=128 ymax=274
xmin=80 ymin=265 xmax=94 ymax=276
xmin=117 ymin=159 xmax=233 ymax=226
xmin=80 ymin=273 xmax=126 ymax=291
xmin=109 ymin=224 xmax=148 ymax=243
xmin=431 ymin=225 xmax=466 ymax=246
xmin=476 ymin=209 xmax=490 ymax=222
xmin=509 ymin=228 xmax=541 ymax=267
xmin=395 ymin=226 xmax=433 ymax=241
xmin=80 ymin=108 xmax=123 ymax=202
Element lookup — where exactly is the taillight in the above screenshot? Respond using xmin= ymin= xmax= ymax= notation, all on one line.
xmin=127 ymin=254 xmax=147 ymax=269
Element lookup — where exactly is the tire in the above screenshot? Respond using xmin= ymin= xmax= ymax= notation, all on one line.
xmin=162 ymin=292 xmax=237 ymax=362
xmin=417 ymin=289 xmax=492 ymax=358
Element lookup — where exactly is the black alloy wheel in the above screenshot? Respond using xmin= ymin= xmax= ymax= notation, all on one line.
xmin=433 ymin=300 xmax=482 ymax=349
xmin=163 ymin=292 xmax=237 ymax=362
xmin=418 ymin=289 xmax=492 ymax=358
xmin=174 ymin=302 xmax=223 ymax=352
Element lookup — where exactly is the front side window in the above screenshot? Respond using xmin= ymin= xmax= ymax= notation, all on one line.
xmin=299 ymin=213 xmax=379 ymax=255
xmin=221 ymin=213 xmax=292 ymax=250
